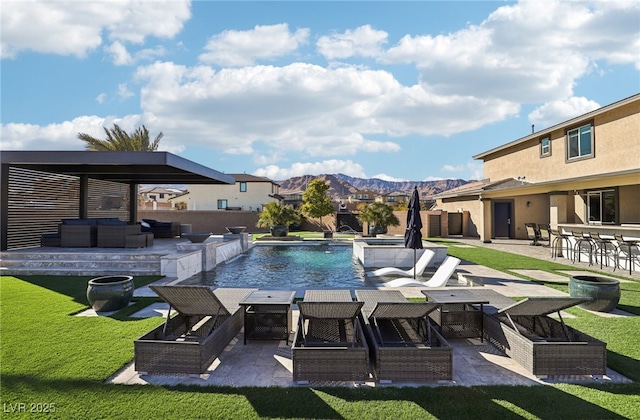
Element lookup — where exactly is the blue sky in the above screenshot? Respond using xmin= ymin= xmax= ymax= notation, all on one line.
xmin=2 ymin=1 xmax=639 ymax=182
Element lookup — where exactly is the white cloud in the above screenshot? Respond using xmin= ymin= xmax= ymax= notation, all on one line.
xmin=370 ymin=173 xmax=407 ymax=182
xmin=96 ymin=93 xmax=107 ymax=104
xmin=253 ymin=160 xmax=367 ymax=180
xmin=105 ymin=41 xmax=133 ymax=65
xmin=117 ymin=83 xmax=134 ymax=100
xmin=1 ymin=0 xmax=190 ymax=59
xmin=0 ymin=114 xmax=184 ymax=154
xmin=317 ymin=25 xmax=388 ymax=60
xmin=529 ymin=96 xmax=601 ymax=129
xmin=198 ymin=23 xmax=310 ymax=67
xmin=383 ymin=0 xmax=640 ymax=102
xmin=133 ymin=61 xmax=516 ymax=158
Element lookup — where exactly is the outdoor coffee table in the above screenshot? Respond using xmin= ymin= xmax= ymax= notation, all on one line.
xmin=422 ymin=289 xmax=490 ymax=341
xmin=240 ymin=290 xmax=296 ymax=345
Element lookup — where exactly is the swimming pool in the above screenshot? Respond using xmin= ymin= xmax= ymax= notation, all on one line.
xmin=181 ymin=244 xmax=377 ymax=289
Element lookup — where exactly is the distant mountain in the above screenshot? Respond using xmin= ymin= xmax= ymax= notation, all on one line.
xmin=278 ymin=174 xmax=473 ymax=199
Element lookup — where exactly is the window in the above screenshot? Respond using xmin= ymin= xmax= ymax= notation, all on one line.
xmin=159 ymin=193 xmax=165 ymax=199
xmin=387 ymin=196 xmax=395 ymax=202
xmin=566 ymin=123 xmax=594 ymax=160
xmin=587 ymin=189 xmax=616 ymax=224
xmin=239 ymin=182 xmax=247 ymax=192
xmin=217 ymin=199 xmax=227 ymax=209
xmin=540 ymin=137 xmax=551 ymax=157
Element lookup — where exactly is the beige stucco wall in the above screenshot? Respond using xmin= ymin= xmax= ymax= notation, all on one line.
xmin=482 ymin=100 xmax=640 ymax=183
xmin=185 ymin=183 xmax=279 ymax=211
xmin=436 ymin=198 xmax=483 ymax=237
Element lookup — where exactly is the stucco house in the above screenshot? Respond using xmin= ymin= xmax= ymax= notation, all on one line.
xmin=434 ymin=93 xmax=640 ymax=242
xmin=179 ymin=174 xmax=282 ymax=211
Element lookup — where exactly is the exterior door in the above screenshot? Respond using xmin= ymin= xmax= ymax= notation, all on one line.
xmin=494 ymin=202 xmax=512 ymax=238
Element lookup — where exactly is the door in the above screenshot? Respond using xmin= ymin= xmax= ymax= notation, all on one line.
xmin=494 ymin=202 xmax=512 ymax=238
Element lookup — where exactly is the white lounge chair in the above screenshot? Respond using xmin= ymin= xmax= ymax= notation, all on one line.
xmin=383 ymin=256 xmax=461 ymax=288
xmin=366 ymin=249 xmax=436 ymax=278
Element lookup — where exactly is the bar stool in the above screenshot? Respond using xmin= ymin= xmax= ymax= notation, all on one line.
xmin=550 ymin=228 xmax=572 ymax=260
xmin=571 ymin=231 xmax=594 ymax=266
xmin=593 ymin=233 xmax=618 ymax=269
xmin=615 ymin=234 xmax=640 ymax=275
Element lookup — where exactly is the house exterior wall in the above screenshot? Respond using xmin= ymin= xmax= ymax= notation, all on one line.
xmin=184 ymin=182 xmax=279 ymax=211
xmin=482 ymin=100 xmax=640 ymax=183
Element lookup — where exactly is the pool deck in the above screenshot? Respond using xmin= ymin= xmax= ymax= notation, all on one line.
xmin=106 ymin=238 xmax=637 ymax=388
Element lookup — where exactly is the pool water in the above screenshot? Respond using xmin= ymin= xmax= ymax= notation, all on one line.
xmin=182 ymin=244 xmax=375 ymax=289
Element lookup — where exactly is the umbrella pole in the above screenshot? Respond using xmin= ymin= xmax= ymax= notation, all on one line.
xmin=414 ymin=248 xmax=417 ymax=279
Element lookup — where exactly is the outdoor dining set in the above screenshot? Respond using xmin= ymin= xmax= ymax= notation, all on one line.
xmin=134 ymin=285 xmax=607 ymax=383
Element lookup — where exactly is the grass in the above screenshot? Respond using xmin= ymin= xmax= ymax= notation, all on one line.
xmin=2 ymin=242 xmax=640 ymax=419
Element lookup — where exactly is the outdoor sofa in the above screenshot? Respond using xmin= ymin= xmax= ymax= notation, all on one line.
xmin=141 ymin=219 xmax=181 ymax=238
xmin=135 ymin=285 xmax=256 ymax=374
xmin=484 ymin=297 xmax=607 ymax=376
xmin=292 ymin=290 xmax=370 ymax=383
xmin=355 ymin=289 xmax=452 ymax=382
xmin=57 ymin=218 xmax=125 ymax=247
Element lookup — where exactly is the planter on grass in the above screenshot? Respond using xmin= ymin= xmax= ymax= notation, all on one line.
xmin=87 ymin=275 xmax=134 ymax=312
xmin=569 ymin=275 xmax=620 ymax=313
xmin=270 ymin=225 xmax=289 ymax=237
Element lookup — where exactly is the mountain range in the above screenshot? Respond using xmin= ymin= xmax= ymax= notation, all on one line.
xmin=278 ymin=174 xmax=473 ymax=199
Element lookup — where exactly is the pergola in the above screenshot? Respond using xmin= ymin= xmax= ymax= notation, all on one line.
xmin=1 ymin=151 xmax=235 ymax=250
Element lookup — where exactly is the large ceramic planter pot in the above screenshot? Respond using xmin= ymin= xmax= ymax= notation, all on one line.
xmin=87 ymin=275 xmax=134 ymax=312
xmin=368 ymin=225 xmax=387 ymax=236
xmin=569 ymin=275 xmax=620 ymax=312
xmin=270 ymin=225 xmax=289 ymax=237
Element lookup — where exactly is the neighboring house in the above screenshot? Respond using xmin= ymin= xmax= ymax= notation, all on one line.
xmin=434 ymin=93 xmax=640 ymax=242
xmin=346 ymin=190 xmax=377 ymax=204
xmin=139 ymin=186 xmax=186 ymax=210
xmin=282 ymin=190 xmax=305 ymax=209
xmin=180 ymin=174 xmax=282 ymax=211
xmin=376 ymin=191 xmax=410 ymax=206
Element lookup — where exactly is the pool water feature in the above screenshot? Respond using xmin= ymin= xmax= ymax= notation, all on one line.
xmin=181 ymin=244 xmax=374 ymax=289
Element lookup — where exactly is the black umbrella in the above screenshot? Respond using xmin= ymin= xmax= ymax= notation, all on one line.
xmin=404 ymin=186 xmax=423 ymax=278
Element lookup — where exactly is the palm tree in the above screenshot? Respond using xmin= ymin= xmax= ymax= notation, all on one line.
xmin=77 ymin=124 xmax=163 ymax=151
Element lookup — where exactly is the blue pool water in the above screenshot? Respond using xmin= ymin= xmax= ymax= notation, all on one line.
xmin=182 ymin=244 xmax=376 ymax=289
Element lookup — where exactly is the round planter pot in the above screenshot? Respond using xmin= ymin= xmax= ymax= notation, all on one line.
xmin=569 ymin=275 xmax=620 ymax=312
xmin=270 ymin=225 xmax=289 ymax=237
xmin=87 ymin=275 xmax=134 ymax=312
xmin=182 ymin=232 xmax=212 ymax=243
xmin=226 ymin=226 xmax=246 ymax=234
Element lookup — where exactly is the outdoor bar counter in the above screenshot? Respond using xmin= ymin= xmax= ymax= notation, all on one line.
xmin=558 ymin=223 xmax=640 ymax=239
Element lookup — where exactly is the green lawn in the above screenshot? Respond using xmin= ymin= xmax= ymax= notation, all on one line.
xmin=1 ymin=242 xmax=639 ymax=419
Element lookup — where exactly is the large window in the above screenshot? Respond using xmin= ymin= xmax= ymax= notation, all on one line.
xmin=587 ymin=189 xmax=616 ymax=224
xmin=566 ymin=123 xmax=594 ymax=160
xmin=239 ymin=182 xmax=247 ymax=192
xmin=217 ymin=199 xmax=227 ymax=209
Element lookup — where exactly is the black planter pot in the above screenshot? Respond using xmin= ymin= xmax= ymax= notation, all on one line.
xmin=569 ymin=275 xmax=620 ymax=312
xmin=87 ymin=275 xmax=134 ymax=312
xmin=270 ymin=225 xmax=289 ymax=237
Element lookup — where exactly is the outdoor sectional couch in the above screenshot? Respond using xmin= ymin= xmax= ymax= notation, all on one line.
xmin=141 ymin=219 xmax=181 ymax=238
xmin=58 ymin=218 xmax=125 ymax=247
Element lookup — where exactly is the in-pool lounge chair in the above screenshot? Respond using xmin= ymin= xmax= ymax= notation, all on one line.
xmin=366 ymin=249 xmax=436 ymax=278
xmin=355 ymin=289 xmax=452 ymax=382
xmin=383 ymin=256 xmax=461 ymax=288
xmin=484 ymin=297 xmax=607 ymax=376
xmin=292 ymin=290 xmax=369 ymax=383
xmin=134 ymin=285 xmax=256 ymax=374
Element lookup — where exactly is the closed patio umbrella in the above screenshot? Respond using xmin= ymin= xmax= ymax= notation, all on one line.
xmin=404 ymin=186 xmax=423 ymax=278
